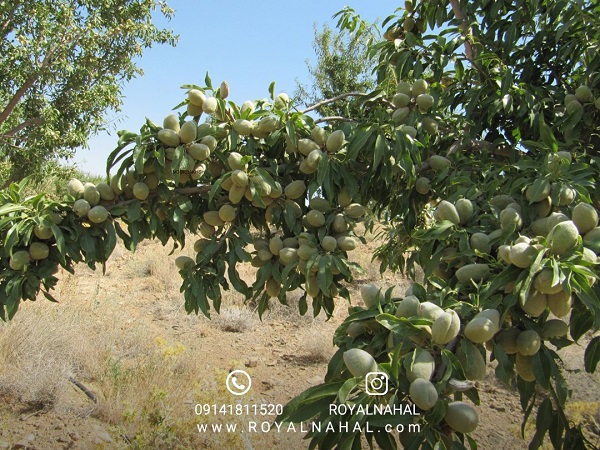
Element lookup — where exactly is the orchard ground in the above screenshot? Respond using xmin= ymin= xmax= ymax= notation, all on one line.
xmin=0 ymin=228 xmax=598 ymax=449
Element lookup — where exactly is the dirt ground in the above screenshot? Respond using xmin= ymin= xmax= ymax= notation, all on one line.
xmin=0 ymin=236 xmax=598 ymax=450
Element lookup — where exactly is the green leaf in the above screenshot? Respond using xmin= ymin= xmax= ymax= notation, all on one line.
xmin=531 ymin=348 xmax=552 ymax=389
xmin=373 ymin=133 xmax=388 ymax=170
xmin=584 ymin=336 xmax=600 ymax=373
xmin=204 ymin=71 xmax=213 ymax=90
xmin=127 ymin=201 xmax=142 ymax=222
xmin=528 ymin=398 xmax=552 ymax=450
xmin=268 ymin=81 xmax=275 ymax=100
xmin=0 ymin=204 xmax=27 ymax=216
xmin=538 ymin=114 xmax=558 ymax=152
xmin=277 ymin=382 xmax=344 ymax=423
xmin=347 ymin=128 xmax=372 ymax=160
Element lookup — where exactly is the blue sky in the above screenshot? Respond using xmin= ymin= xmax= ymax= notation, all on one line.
xmin=73 ymin=1 xmax=397 ymax=175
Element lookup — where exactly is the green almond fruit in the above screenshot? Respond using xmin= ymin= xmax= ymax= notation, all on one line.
xmin=67 ymin=178 xmax=85 ymax=198
xmin=392 ymin=107 xmax=410 ymax=124
xmin=203 ymin=211 xmax=224 ymax=228
xmin=470 ymin=232 xmax=491 ymax=254
xmin=298 ymin=138 xmax=320 ymax=156
xmin=284 ymin=180 xmax=306 ymax=200
xmin=516 ymin=330 xmax=541 ymax=356
xmin=575 ymin=85 xmax=592 ymax=103
xmin=188 ymin=89 xmax=205 ymax=107
xmin=456 ymin=264 xmax=490 ymax=284
xmin=436 ymin=200 xmax=460 ymax=225
xmin=29 ymin=242 xmax=50 ymax=260
xmin=583 ymin=227 xmax=600 ymax=253
xmin=321 ymin=236 xmax=337 ymax=252
xmin=456 ymin=345 xmax=487 ymax=380
xmin=202 ymin=97 xmax=218 ymax=114
xmin=445 ymin=402 xmax=479 ymax=433
xmin=344 ymin=203 xmax=366 ymax=219
xmin=455 ymin=198 xmax=474 ymax=224
xmin=392 ymin=93 xmax=411 ymax=108
xmin=73 ymin=199 xmax=91 ymax=217
xmin=163 ymin=113 xmax=181 ymax=132
xmin=496 ymin=328 xmax=520 ymax=354
xmin=83 ymin=183 xmax=100 ymax=206
xmin=337 ymin=236 xmax=356 ymax=252
xmin=416 ymin=93 xmax=434 ymax=110
xmin=10 ymin=250 xmax=31 ymax=270
xmin=326 ymin=130 xmax=345 ymax=153
xmin=133 ymin=182 xmax=150 ymax=201
xmin=158 ymin=129 xmax=180 ymax=147
xmin=422 ymin=117 xmax=439 ymax=135
xmin=547 ymin=220 xmax=578 ymax=255
xmin=533 ymin=268 xmax=563 ymax=294
xmin=179 ymin=120 xmax=198 ymax=144
xmin=520 ymin=290 xmax=547 ymax=317
xmin=431 ymin=310 xmax=461 ymax=345
xmin=515 ymin=353 xmax=535 ymax=381
xmin=96 ymin=182 xmax=115 ymax=201
xmin=411 ymin=79 xmax=428 ymax=97
xmin=87 ymin=205 xmax=109 ymax=224
xmin=508 ymin=243 xmax=539 ymax=268
xmin=490 ymin=195 xmax=515 ymax=210
xmin=409 ymin=379 xmax=438 ymax=411
xmin=395 ymin=295 xmax=421 ymax=318
xmin=265 ymin=278 xmax=281 ymax=297
xmin=310 ymin=125 xmax=327 ymax=146
xmin=428 ymin=155 xmax=452 ymax=172
xmin=360 ymin=283 xmax=382 ymax=308
xmin=415 ymin=176 xmax=431 ymax=194
xmin=34 ymin=225 xmax=53 ymax=240
xmin=218 ymin=204 xmax=236 ymax=223
xmin=343 ymin=348 xmax=378 ymax=378
xmin=175 ymin=256 xmax=194 ymax=270
xmin=404 ymin=348 xmax=435 ymax=382
xmin=572 ymin=203 xmax=598 ymax=235
xmin=233 ymin=119 xmax=255 ymax=136
xmin=542 ymin=319 xmax=569 ymax=339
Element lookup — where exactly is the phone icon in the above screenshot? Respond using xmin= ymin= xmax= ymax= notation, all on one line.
xmin=226 ymin=370 xmax=251 ymax=395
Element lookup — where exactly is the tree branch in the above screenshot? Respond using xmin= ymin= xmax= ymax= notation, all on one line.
xmin=314 ymin=116 xmax=358 ymax=124
xmin=1 ymin=118 xmax=44 ymax=137
xmin=449 ymin=0 xmax=476 ymax=63
xmin=301 ymin=92 xmax=370 ymax=114
xmin=105 ymin=185 xmax=211 ymax=210
xmin=68 ymin=376 xmax=97 ymax=403
xmin=0 ymin=33 xmax=78 ymax=127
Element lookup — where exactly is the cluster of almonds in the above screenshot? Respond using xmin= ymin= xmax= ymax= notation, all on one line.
xmin=340 ymin=284 xmax=479 ymax=435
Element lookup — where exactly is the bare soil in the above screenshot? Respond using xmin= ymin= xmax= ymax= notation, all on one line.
xmin=0 ymin=236 xmax=598 ymax=450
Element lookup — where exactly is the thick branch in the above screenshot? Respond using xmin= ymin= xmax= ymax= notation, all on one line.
xmin=301 ymin=92 xmax=370 ymax=114
xmin=1 ymin=118 xmax=44 ymax=138
xmin=0 ymin=34 xmax=77 ymax=127
xmin=449 ymin=0 xmax=476 ymax=63
xmin=105 ymin=185 xmax=211 ymax=210
xmin=68 ymin=376 xmax=97 ymax=403
xmin=314 ymin=116 xmax=358 ymax=125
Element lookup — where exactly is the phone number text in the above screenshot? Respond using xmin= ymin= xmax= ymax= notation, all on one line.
xmin=194 ymin=404 xmax=284 ymax=416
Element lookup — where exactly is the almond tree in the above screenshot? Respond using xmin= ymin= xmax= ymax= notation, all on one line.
xmin=1 ymin=1 xmax=599 ymax=449
xmin=0 ymin=0 xmax=177 ymax=187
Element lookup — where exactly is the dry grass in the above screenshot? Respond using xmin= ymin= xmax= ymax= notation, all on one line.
xmin=211 ymin=306 xmax=257 ymax=333
xmin=0 ymin=223 xmax=409 ymax=449
xmin=0 ymin=304 xmax=98 ymax=412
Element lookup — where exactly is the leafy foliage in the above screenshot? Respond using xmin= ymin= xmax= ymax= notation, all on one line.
xmin=1 ymin=1 xmax=600 ymax=449
xmin=0 ymin=0 xmax=178 ymax=186
xmin=296 ymin=21 xmax=377 ymax=119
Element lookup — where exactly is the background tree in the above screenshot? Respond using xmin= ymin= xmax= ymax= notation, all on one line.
xmin=295 ymin=19 xmax=377 ymax=120
xmin=0 ymin=0 xmax=178 ymax=187
xmin=1 ymin=1 xmax=600 ymax=449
